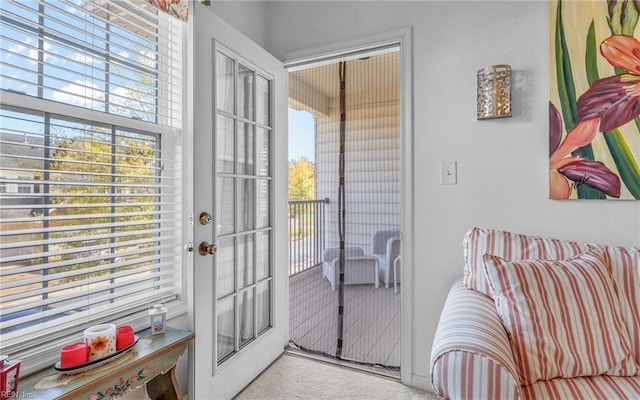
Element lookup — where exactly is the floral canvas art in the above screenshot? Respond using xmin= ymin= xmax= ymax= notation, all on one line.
xmin=147 ymin=0 xmax=190 ymax=22
xmin=550 ymin=0 xmax=640 ymax=200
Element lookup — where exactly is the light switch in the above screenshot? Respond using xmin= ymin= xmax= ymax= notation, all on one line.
xmin=440 ymin=161 xmax=457 ymax=185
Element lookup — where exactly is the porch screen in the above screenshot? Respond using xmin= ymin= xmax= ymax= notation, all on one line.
xmin=288 ymin=49 xmax=401 ymax=371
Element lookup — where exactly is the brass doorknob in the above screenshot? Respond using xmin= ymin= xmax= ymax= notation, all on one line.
xmin=199 ymin=241 xmax=217 ymax=256
xmin=199 ymin=212 xmax=212 ymax=225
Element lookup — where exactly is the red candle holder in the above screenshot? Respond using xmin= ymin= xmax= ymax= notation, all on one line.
xmin=116 ymin=325 xmax=135 ymax=350
xmin=0 ymin=358 xmax=20 ymax=400
xmin=60 ymin=342 xmax=88 ymax=368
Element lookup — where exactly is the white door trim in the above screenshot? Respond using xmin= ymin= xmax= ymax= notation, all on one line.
xmin=282 ymin=26 xmax=415 ymax=387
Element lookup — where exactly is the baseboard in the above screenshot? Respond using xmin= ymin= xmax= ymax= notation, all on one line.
xmin=411 ymin=373 xmax=433 ymax=392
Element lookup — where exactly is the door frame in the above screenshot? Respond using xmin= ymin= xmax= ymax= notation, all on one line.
xmin=283 ymin=27 xmax=415 ymax=386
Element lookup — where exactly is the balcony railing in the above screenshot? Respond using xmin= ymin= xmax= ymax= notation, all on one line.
xmin=288 ymin=198 xmax=330 ymax=276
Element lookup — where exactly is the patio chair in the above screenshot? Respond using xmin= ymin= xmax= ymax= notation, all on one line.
xmin=327 ymin=256 xmax=380 ymax=290
xmin=379 ymin=238 xmax=401 ymax=288
xmin=394 ymin=255 xmax=401 ymax=293
xmin=322 ymin=247 xmax=364 ymax=283
xmin=371 ymin=228 xmax=400 ymax=285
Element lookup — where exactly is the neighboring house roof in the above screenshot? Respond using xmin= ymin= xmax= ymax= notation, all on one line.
xmin=0 ymin=133 xmax=45 ymax=170
xmin=1 ymin=133 xmax=46 ymax=212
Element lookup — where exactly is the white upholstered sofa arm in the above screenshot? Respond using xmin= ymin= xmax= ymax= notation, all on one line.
xmin=430 ymin=279 xmax=523 ymax=400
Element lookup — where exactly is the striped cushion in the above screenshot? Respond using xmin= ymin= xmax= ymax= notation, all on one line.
xmin=523 ymin=375 xmax=640 ymax=399
xmin=463 ymin=227 xmax=592 ymax=298
xmin=483 ymin=249 xmax=637 ymax=386
xmin=602 ymin=246 xmax=640 ymax=366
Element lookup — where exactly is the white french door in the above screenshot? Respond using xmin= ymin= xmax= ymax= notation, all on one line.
xmin=192 ymin=3 xmax=288 ymax=399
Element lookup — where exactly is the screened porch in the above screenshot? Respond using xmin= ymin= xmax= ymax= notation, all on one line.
xmin=287 ymin=50 xmax=401 ymax=371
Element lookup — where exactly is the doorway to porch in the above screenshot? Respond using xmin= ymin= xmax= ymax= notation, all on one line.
xmin=286 ymin=48 xmax=401 ymax=374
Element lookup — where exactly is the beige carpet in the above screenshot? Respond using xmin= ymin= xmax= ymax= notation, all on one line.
xmin=234 ymin=353 xmax=440 ymax=400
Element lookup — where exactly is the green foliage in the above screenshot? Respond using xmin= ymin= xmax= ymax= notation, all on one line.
xmin=288 ymin=157 xmax=315 ymax=200
xmin=47 ymin=126 xmax=159 ymax=282
xmin=554 ymin=1 xmax=605 ymax=199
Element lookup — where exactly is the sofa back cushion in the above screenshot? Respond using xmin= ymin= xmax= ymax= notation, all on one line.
xmin=463 ymin=227 xmax=592 ymax=298
xmin=603 ymin=245 xmax=640 ymax=366
xmin=484 ymin=249 xmax=637 ymax=386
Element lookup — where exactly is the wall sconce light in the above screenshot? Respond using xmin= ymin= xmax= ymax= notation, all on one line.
xmin=477 ymin=64 xmax=512 ymax=120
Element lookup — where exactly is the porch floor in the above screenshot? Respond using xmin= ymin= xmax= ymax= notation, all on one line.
xmin=288 ymin=265 xmax=401 ymax=368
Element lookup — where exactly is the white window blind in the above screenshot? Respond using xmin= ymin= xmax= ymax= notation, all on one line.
xmin=0 ymin=0 xmax=184 ymax=370
xmin=0 ymin=0 xmax=182 ymax=127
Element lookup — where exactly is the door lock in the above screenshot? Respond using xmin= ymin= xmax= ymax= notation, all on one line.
xmin=199 ymin=212 xmax=212 ymax=225
xmin=199 ymin=241 xmax=217 ymax=256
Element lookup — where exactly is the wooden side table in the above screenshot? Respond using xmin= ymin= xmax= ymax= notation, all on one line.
xmin=20 ymin=327 xmax=194 ymax=400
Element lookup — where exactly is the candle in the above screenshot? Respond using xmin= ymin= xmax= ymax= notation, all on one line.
xmin=116 ymin=325 xmax=135 ymax=350
xmin=60 ymin=343 xmax=87 ymax=368
xmin=84 ymin=324 xmax=116 ymax=362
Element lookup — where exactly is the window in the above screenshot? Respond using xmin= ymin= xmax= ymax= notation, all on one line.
xmin=0 ymin=0 xmax=184 ymax=373
xmin=16 ymin=177 xmax=32 ymax=194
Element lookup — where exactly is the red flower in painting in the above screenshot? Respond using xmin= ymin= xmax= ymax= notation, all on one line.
xmin=548 ymin=34 xmax=640 ymax=199
xmin=576 ymin=35 xmax=640 ymax=131
xmin=549 ymin=102 xmax=621 ymax=199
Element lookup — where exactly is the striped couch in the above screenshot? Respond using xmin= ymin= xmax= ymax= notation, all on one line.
xmin=430 ymin=227 xmax=640 ymax=399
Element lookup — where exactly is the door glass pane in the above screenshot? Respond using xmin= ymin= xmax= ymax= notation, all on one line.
xmin=238 ymin=233 xmax=255 ymax=288
xmin=217 ymin=296 xmax=235 ymax=361
xmin=238 ymin=289 xmax=254 ymax=347
xmin=238 ymin=122 xmax=254 ymax=175
xmin=257 ymin=179 xmax=269 ymax=229
xmin=213 ymin=49 xmax=273 ymax=367
xmin=256 ymin=282 xmax=270 ymax=334
xmin=216 ymin=177 xmax=235 ymax=235
xmin=237 ymin=64 xmax=254 ymax=120
xmin=238 ymin=178 xmax=255 ymax=231
xmin=217 ymin=115 xmax=235 ymax=173
xmin=216 ymin=237 xmax=235 ymax=298
xmin=256 ymin=231 xmax=270 ymax=281
xmin=256 ymin=127 xmax=269 ymax=176
xmin=216 ymin=52 xmax=234 ymax=114
xmin=256 ymin=75 xmax=270 ymax=125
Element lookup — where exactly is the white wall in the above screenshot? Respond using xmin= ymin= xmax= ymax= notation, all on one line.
xmin=209 ymin=1 xmax=269 ymax=49
xmin=212 ymin=0 xmax=640 ymax=390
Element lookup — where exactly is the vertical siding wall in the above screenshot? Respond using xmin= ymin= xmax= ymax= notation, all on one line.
xmin=316 ymin=93 xmax=400 ymax=254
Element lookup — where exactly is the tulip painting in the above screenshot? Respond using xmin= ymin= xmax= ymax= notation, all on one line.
xmin=550 ymin=0 xmax=640 ymax=199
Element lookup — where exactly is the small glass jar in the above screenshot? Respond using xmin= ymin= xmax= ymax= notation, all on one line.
xmin=148 ymin=304 xmax=168 ymax=335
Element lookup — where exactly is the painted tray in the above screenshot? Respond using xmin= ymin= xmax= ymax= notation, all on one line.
xmin=54 ymin=336 xmax=139 ymax=375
